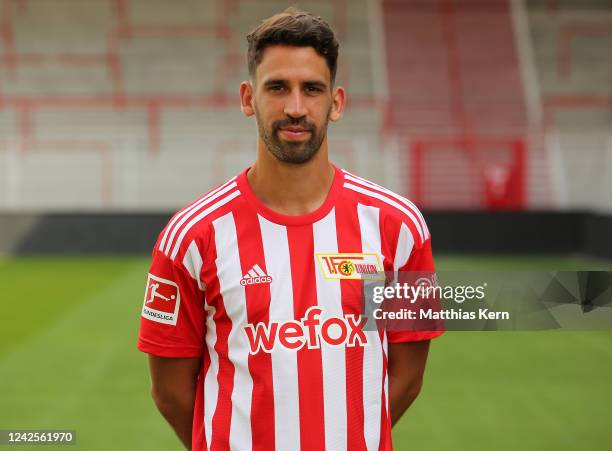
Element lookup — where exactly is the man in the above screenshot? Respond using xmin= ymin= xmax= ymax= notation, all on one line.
xmin=138 ymin=8 xmax=443 ymax=451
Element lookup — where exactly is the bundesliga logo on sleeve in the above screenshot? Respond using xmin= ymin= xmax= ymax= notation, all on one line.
xmin=142 ymin=274 xmax=180 ymax=325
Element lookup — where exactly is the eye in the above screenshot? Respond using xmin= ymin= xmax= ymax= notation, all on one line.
xmin=306 ymin=86 xmax=322 ymax=93
xmin=268 ymin=84 xmax=285 ymax=92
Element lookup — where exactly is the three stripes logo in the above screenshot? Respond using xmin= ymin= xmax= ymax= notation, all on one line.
xmin=240 ymin=264 xmax=273 ymax=286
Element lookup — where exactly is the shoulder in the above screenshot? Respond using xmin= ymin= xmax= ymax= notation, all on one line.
xmin=340 ymin=168 xmax=430 ymax=246
xmin=154 ymin=175 xmax=243 ymax=263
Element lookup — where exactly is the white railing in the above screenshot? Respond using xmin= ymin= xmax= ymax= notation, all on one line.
xmin=2 ymin=132 xmax=611 ymax=213
xmin=0 ymin=134 xmax=387 ymax=212
xmin=547 ymin=131 xmax=612 ymax=213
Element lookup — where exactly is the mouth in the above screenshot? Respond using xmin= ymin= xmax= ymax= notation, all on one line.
xmin=278 ymin=126 xmax=311 ymax=140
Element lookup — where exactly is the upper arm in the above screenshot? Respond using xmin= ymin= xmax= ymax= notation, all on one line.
xmin=149 ymin=355 xmax=202 ymax=399
xmin=387 ymin=340 xmax=431 ymax=387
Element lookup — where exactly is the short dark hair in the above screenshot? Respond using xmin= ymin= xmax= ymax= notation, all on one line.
xmin=246 ymin=7 xmax=340 ymax=84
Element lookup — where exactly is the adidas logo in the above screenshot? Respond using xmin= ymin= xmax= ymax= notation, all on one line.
xmin=240 ymin=264 xmax=272 ymax=286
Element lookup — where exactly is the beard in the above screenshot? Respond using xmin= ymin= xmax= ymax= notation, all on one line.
xmin=254 ymin=106 xmax=331 ymax=165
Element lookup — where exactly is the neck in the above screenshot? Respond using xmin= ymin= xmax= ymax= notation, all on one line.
xmin=247 ymin=137 xmax=335 ymax=216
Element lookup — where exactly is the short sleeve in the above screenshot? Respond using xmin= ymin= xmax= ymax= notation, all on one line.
xmin=386 ymin=237 xmax=446 ymax=343
xmin=137 ymin=248 xmax=205 ymax=358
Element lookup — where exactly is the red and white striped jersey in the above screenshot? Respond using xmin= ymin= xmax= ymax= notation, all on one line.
xmin=138 ymin=165 xmax=444 ymax=451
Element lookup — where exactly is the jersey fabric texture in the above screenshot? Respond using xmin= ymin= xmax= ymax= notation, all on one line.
xmin=138 ymin=165 xmax=444 ymax=451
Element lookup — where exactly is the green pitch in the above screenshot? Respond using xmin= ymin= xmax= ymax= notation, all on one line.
xmin=0 ymin=255 xmax=611 ymax=450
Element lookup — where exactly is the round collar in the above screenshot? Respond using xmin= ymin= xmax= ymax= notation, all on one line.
xmin=236 ymin=164 xmax=344 ymax=226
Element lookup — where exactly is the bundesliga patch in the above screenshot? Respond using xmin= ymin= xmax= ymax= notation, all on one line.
xmin=142 ymin=273 xmax=180 ymax=325
xmin=316 ymin=253 xmax=384 ymax=281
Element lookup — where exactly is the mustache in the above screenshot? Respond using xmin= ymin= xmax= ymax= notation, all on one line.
xmin=272 ymin=117 xmax=315 ymax=132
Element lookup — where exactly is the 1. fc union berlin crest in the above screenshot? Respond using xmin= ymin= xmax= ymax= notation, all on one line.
xmin=316 ymin=253 xmax=385 ymax=281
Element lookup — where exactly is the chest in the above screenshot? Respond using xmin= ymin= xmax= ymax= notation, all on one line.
xmin=205 ymin=222 xmax=388 ymax=326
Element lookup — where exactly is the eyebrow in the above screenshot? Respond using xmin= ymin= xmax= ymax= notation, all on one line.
xmin=303 ymin=80 xmax=328 ymax=90
xmin=263 ymin=79 xmax=329 ymax=90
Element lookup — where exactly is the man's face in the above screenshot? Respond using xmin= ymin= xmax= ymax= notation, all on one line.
xmin=246 ymin=45 xmax=340 ymax=164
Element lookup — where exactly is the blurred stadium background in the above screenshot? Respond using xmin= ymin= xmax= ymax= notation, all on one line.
xmin=0 ymin=0 xmax=611 ymax=450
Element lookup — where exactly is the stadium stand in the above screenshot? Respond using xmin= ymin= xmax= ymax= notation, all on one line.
xmin=383 ymin=0 xmax=527 ymax=135
xmin=527 ymin=0 xmax=612 ymax=211
xmin=0 ymin=0 xmax=610 ymax=212
xmin=0 ymin=0 xmax=386 ymax=210
xmin=529 ymin=0 xmax=612 ymax=129
xmin=382 ymin=0 xmax=532 ymax=209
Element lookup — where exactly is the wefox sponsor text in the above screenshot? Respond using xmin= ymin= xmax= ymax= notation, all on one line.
xmin=244 ymin=306 xmax=368 ymax=354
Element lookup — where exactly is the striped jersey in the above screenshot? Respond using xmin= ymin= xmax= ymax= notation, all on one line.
xmin=137 ymin=165 xmax=444 ymax=451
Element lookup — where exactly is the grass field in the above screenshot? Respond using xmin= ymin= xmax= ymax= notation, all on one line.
xmin=1 ymin=255 xmax=611 ymax=450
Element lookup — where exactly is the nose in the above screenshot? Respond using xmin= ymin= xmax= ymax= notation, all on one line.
xmin=283 ymin=89 xmax=308 ymax=118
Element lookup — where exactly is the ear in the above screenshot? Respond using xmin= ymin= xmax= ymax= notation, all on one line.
xmin=329 ymin=86 xmax=346 ymax=122
xmin=240 ymin=81 xmax=255 ymax=117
